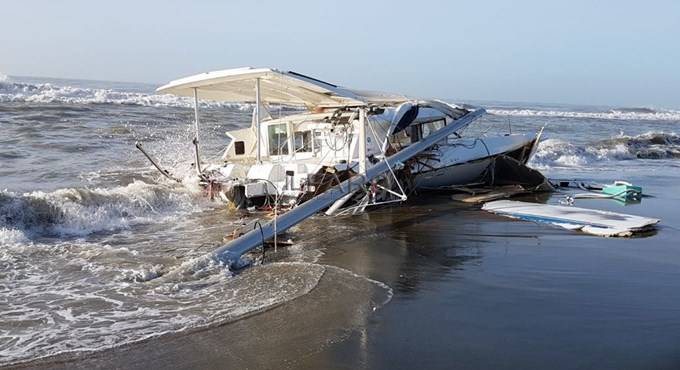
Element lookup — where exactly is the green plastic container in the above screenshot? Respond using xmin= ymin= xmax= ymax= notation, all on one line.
xmin=602 ymin=181 xmax=642 ymax=201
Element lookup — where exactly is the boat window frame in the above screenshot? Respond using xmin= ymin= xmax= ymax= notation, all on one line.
xmin=268 ymin=123 xmax=290 ymax=156
xmin=420 ymin=118 xmax=447 ymax=139
xmin=234 ymin=140 xmax=246 ymax=155
xmin=293 ymin=130 xmax=313 ymax=153
xmin=312 ymin=129 xmax=323 ymax=154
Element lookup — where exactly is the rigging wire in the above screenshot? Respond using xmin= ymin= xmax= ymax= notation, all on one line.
xmin=363 ymin=113 xmax=408 ymax=204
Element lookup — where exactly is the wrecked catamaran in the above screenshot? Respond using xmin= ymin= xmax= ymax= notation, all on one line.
xmin=147 ymin=67 xmax=544 ymax=268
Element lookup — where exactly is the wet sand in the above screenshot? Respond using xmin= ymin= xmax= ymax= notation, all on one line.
xmin=9 ymin=178 xmax=680 ymax=370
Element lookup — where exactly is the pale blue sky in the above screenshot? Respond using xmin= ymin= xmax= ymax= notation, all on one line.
xmin=2 ymin=0 xmax=679 ymax=108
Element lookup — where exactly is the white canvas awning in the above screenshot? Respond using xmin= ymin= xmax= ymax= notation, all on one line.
xmin=156 ymin=67 xmax=410 ymax=108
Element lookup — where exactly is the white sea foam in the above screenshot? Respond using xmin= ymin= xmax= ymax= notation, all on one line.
xmin=529 ymin=131 xmax=680 ymax=169
xmin=489 ymin=108 xmax=680 ymax=121
xmin=0 ymin=227 xmax=29 ymax=245
xmin=324 ymin=265 xmax=394 ymax=307
xmin=0 ymin=79 xmax=252 ymax=109
xmin=0 ymin=261 xmax=327 ymax=366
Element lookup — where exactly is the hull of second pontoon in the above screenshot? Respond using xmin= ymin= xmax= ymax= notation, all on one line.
xmin=412 ymin=157 xmax=493 ymax=189
xmin=411 ymin=134 xmax=537 ymax=189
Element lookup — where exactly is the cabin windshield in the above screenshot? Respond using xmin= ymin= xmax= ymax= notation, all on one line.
xmin=390 ymin=118 xmax=448 ymax=148
xmin=391 ymin=129 xmax=413 ymax=147
xmin=421 ymin=119 xmax=446 ymax=138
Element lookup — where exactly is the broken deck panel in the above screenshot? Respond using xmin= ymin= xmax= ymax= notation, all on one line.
xmin=481 ymin=200 xmax=660 ymax=237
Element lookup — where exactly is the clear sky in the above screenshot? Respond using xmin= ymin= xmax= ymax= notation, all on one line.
xmin=2 ymin=0 xmax=679 ymax=108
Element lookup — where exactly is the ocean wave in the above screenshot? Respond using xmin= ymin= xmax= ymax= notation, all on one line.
xmin=530 ymin=131 xmax=680 ymax=169
xmin=489 ymin=108 xmax=680 ymax=121
xmin=0 ymin=79 xmax=252 ymax=109
xmin=0 ymin=180 xmax=202 ymax=238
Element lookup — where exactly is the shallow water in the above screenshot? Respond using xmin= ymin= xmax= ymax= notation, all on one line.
xmin=1 ymin=75 xmax=680 ymax=368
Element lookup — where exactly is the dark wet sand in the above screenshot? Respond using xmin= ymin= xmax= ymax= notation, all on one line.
xmin=10 ymin=180 xmax=680 ymax=370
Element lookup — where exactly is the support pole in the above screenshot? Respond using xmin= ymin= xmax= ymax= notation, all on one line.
xmin=358 ymin=108 xmax=367 ymax=174
xmin=255 ymin=78 xmax=262 ymax=163
xmin=193 ymin=88 xmax=202 ymax=175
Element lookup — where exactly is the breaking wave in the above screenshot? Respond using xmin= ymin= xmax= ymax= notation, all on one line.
xmin=0 ymin=180 xmax=202 ymax=240
xmin=489 ymin=108 xmax=680 ymax=121
xmin=530 ymin=131 xmax=680 ymax=168
xmin=0 ymin=78 xmax=251 ymax=109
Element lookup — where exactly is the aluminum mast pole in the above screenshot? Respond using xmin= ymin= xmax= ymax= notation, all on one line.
xmin=192 ymin=88 xmax=202 ymax=175
xmin=358 ymin=107 xmax=367 ymax=174
xmin=255 ymin=78 xmax=262 ymax=163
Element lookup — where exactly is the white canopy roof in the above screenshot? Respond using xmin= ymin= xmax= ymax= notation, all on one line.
xmin=156 ymin=67 xmax=410 ymax=108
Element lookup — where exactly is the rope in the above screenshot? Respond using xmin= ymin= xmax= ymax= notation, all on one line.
xmin=251 ymin=178 xmax=280 ymax=251
xmin=253 ymin=221 xmax=265 ymax=263
xmin=325 ymin=124 xmax=350 ymax=151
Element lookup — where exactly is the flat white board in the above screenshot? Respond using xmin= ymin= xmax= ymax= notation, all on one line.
xmin=482 ymin=200 xmax=660 ymax=237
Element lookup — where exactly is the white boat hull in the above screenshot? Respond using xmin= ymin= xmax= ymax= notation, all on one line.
xmin=413 ymin=157 xmax=494 ymax=188
xmin=411 ymin=133 xmax=537 ymax=189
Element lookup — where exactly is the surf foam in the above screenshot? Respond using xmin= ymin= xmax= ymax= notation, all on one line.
xmin=530 ymin=131 xmax=680 ymax=169
xmin=0 ymin=79 xmax=252 ymax=109
xmin=490 ymin=108 xmax=680 ymax=121
xmin=0 ymin=261 xmax=326 ymax=366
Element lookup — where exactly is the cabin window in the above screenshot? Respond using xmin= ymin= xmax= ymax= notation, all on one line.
xmin=313 ymin=130 xmax=323 ymax=153
xmin=268 ymin=124 xmax=289 ymax=155
xmin=234 ymin=141 xmax=245 ymax=155
xmin=294 ymin=131 xmax=312 ymax=153
xmin=410 ymin=126 xmax=421 ymax=143
xmin=391 ymin=130 xmax=412 ymax=147
xmin=421 ymin=119 xmax=446 ymax=139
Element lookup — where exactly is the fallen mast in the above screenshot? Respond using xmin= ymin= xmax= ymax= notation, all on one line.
xmin=214 ymin=108 xmax=486 ymax=269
